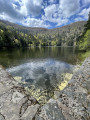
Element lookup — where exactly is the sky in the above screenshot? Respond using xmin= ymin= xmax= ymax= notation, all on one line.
xmin=0 ymin=0 xmax=90 ymax=29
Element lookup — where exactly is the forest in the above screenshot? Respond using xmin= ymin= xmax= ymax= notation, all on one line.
xmin=78 ymin=15 xmax=90 ymax=51
xmin=0 ymin=18 xmax=89 ymax=51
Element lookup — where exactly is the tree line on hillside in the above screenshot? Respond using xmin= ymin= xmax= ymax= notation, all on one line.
xmin=0 ymin=23 xmax=37 ymax=48
xmin=0 ymin=24 xmax=76 ymax=48
xmin=0 ymin=18 xmax=89 ymax=49
xmin=78 ymin=12 xmax=90 ymax=51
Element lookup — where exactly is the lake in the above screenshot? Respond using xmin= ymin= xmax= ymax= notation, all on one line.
xmin=0 ymin=47 xmax=87 ymax=104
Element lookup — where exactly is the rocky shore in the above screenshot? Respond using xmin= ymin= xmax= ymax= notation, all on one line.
xmin=0 ymin=57 xmax=90 ymax=120
xmin=0 ymin=66 xmax=40 ymax=120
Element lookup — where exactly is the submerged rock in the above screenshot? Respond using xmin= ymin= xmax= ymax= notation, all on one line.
xmin=58 ymin=80 xmax=68 ymax=91
xmin=56 ymin=73 xmax=73 ymax=91
xmin=54 ymin=91 xmax=60 ymax=99
xmin=14 ymin=76 xmax=22 ymax=81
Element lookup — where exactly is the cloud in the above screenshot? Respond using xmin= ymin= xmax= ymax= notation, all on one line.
xmin=43 ymin=4 xmax=58 ymax=22
xmin=59 ymin=0 xmax=80 ymax=17
xmin=0 ymin=0 xmax=24 ymax=20
xmin=48 ymin=0 xmax=56 ymax=4
xmin=42 ymin=0 xmax=81 ymax=26
xmin=78 ymin=7 xmax=90 ymax=19
xmin=0 ymin=0 xmax=44 ymax=27
xmin=74 ymin=17 xmax=85 ymax=22
xmin=56 ymin=19 xmax=69 ymax=26
xmin=20 ymin=0 xmax=43 ymax=16
xmin=23 ymin=17 xmax=50 ymax=28
xmin=0 ymin=13 xmax=25 ymax=25
xmin=42 ymin=3 xmax=69 ymax=26
xmin=82 ymin=0 xmax=90 ymax=4
xmin=49 ymin=0 xmax=54 ymax=3
xmin=0 ymin=0 xmax=43 ymax=19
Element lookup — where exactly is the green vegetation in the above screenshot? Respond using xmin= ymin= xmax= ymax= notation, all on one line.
xmin=78 ymin=12 xmax=90 ymax=51
xmin=0 ymin=23 xmax=37 ymax=48
xmin=79 ymin=30 xmax=90 ymax=51
xmin=77 ymin=51 xmax=90 ymax=63
xmin=0 ymin=20 xmax=86 ymax=48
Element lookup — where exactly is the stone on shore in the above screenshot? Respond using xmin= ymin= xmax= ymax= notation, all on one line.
xmin=0 ymin=65 xmax=40 ymax=120
xmin=35 ymin=99 xmax=66 ymax=120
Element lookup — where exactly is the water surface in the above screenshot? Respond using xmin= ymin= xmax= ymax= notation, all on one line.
xmin=0 ymin=47 xmax=87 ymax=104
xmin=0 ymin=47 xmax=82 ymax=67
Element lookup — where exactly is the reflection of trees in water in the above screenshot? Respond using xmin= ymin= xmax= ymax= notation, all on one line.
xmin=0 ymin=47 xmax=84 ymax=68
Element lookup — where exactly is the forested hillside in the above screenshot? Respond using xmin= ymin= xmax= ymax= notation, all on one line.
xmin=0 ymin=22 xmax=37 ymax=48
xmin=0 ymin=20 xmax=86 ymax=48
xmin=78 ymin=13 xmax=90 ymax=51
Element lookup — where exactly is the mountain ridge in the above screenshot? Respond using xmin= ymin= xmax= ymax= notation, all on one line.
xmin=0 ymin=19 xmax=87 ymax=48
xmin=0 ymin=19 xmax=86 ymax=32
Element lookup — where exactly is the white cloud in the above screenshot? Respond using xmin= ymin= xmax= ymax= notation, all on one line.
xmin=0 ymin=13 xmax=24 ymax=24
xmin=0 ymin=0 xmax=24 ymax=20
xmin=48 ymin=0 xmax=56 ymax=4
xmin=42 ymin=0 xmax=81 ymax=26
xmin=20 ymin=0 xmax=43 ymax=16
xmin=78 ymin=7 xmax=90 ymax=19
xmin=42 ymin=3 xmax=69 ymax=26
xmin=0 ymin=0 xmax=43 ymax=18
xmin=23 ymin=17 xmax=50 ymax=28
xmin=0 ymin=0 xmax=45 ymax=27
xmin=82 ymin=0 xmax=90 ymax=4
xmin=56 ymin=19 xmax=69 ymax=26
xmin=13 ymin=0 xmax=20 ymax=2
xmin=74 ymin=17 xmax=85 ymax=22
xmin=59 ymin=0 xmax=80 ymax=17
xmin=42 ymin=3 xmax=69 ymax=27
xmin=43 ymin=4 xmax=58 ymax=22
xmin=49 ymin=0 xmax=54 ymax=3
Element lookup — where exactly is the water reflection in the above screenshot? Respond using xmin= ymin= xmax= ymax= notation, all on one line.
xmin=7 ymin=59 xmax=74 ymax=104
xmin=0 ymin=47 xmax=89 ymax=104
xmin=0 ymin=47 xmax=81 ymax=68
xmin=7 ymin=59 xmax=73 ymax=86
